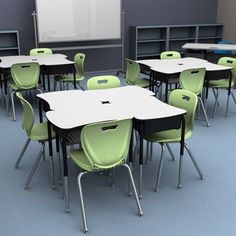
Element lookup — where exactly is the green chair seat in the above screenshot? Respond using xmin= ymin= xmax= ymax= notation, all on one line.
xmin=70 ymin=149 xmax=93 ymax=171
xmin=208 ymin=79 xmax=233 ymax=88
xmin=29 ymin=122 xmax=55 ymax=141
xmin=55 ymin=73 xmax=84 ymax=82
xmin=132 ymin=78 xmax=150 ymax=88
xmin=10 ymin=82 xmax=39 ymax=91
xmin=144 ymin=128 xmax=192 ymax=143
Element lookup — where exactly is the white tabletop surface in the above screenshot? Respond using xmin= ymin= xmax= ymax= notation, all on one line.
xmin=182 ymin=43 xmax=236 ymax=51
xmin=38 ymin=86 xmax=185 ymax=129
xmin=0 ymin=54 xmax=74 ymax=68
xmin=138 ymin=57 xmax=231 ymax=74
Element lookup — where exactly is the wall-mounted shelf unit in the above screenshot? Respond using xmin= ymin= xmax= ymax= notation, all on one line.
xmin=0 ymin=31 xmax=20 ymax=56
xmin=130 ymin=24 xmax=223 ymax=60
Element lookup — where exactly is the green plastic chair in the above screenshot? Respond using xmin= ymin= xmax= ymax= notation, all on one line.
xmin=54 ymin=53 xmax=85 ymax=90
xmin=30 ymin=48 xmax=53 ymax=55
xmin=208 ymin=57 xmax=236 ymax=117
xmin=15 ymin=92 xmax=56 ymax=190
xmin=179 ymin=68 xmax=209 ymax=127
xmin=160 ymin=51 xmax=182 ymax=96
xmin=125 ymin=58 xmax=150 ymax=88
xmin=144 ymin=89 xmax=203 ymax=191
xmin=69 ymin=119 xmax=143 ymax=233
xmin=10 ymin=62 xmax=42 ymax=121
xmin=87 ymin=75 xmax=120 ymax=90
xmin=160 ymin=51 xmax=181 ymax=60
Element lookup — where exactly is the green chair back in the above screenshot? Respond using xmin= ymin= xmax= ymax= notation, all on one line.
xmin=169 ymin=89 xmax=198 ymax=136
xmin=16 ymin=92 xmax=35 ymax=136
xmin=87 ymin=75 xmax=120 ymax=90
xmin=218 ymin=57 xmax=236 ymax=83
xmin=81 ymin=119 xmax=132 ymax=170
xmin=179 ymin=68 xmax=206 ymax=96
xmin=74 ymin=53 xmax=85 ymax=77
xmin=30 ymin=48 xmax=53 ymax=55
xmin=125 ymin=58 xmax=140 ymax=85
xmin=160 ymin=51 xmax=181 ymax=60
xmin=11 ymin=62 xmax=40 ymax=89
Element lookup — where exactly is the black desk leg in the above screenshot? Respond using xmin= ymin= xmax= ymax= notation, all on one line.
xmin=165 ymin=82 xmax=168 ymax=102
xmin=47 ymin=72 xmax=51 ymax=91
xmin=47 ymin=121 xmax=55 ymax=189
xmin=0 ymin=70 xmax=5 ymax=108
xmin=61 ymin=132 xmax=70 ymax=212
xmin=178 ymin=116 xmax=185 ymax=188
xmin=139 ymin=133 xmax=143 ymax=199
xmin=226 ymin=71 xmax=232 ymax=117
xmin=42 ymin=71 xmax=46 ymax=91
xmin=56 ymin=134 xmax=62 ymax=184
xmin=38 ymin=100 xmax=43 ymax=123
xmin=3 ymin=72 xmax=9 ymax=113
xmin=73 ymin=65 xmax=76 ymax=89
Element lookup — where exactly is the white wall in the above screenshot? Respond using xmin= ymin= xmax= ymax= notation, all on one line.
xmin=217 ymin=0 xmax=236 ymax=43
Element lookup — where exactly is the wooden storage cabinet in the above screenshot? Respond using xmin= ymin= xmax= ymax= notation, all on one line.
xmin=0 ymin=31 xmax=20 ymax=56
xmin=130 ymin=24 xmax=223 ymax=60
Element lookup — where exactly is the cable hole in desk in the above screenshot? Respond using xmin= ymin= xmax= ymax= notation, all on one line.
xmin=178 ymin=63 xmax=183 ymax=65
xmin=101 ymin=100 xmax=110 ymax=104
xmin=31 ymin=59 xmax=37 ymax=61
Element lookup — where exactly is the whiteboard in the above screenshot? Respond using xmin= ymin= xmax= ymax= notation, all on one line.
xmin=35 ymin=0 xmax=121 ymax=43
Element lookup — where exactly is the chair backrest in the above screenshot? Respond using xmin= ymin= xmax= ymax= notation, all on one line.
xmin=179 ymin=68 xmax=206 ymax=95
xmin=125 ymin=58 xmax=140 ymax=84
xmin=160 ymin=51 xmax=181 ymax=60
xmin=217 ymin=57 xmax=236 ymax=82
xmin=74 ymin=53 xmax=85 ymax=76
xmin=87 ymin=75 xmax=120 ymax=90
xmin=30 ymin=48 xmax=53 ymax=55
xmin=11 ymin=62 xmax=40 ymax=89
xmin=16 ymin=92 xmax=35 ymax=136
xmin=81 ymin=119 xmax=132 ymax=170
xmin=169 ymin=89 xmax=198 ymax=137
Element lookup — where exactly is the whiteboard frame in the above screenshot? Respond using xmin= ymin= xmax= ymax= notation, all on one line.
xmin=35 ymin=0 xmax=122 ymax=43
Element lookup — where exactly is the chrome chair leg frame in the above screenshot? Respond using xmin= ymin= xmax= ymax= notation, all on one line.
xmin=11 ymin=91 xmax=16 ymax=121
xmin=77 ymin=172 xmax=88 ymax=233
xmin=212 ymin=89 xmax=219 ymax=118
xmin=226 ymin=94 xmax=230 ymax=117
xmin=184 ymin=143 xmax=204 ymax=180
xmin=128 ymin=162 xmax=133 ymax=196
xmin=145 ymin=141 xmax=150 ymax=164
xmin=231 ymin=91 xmax=236 ymax=104
xmin=24 ymin=143 xmax=44 ymax=190
xmin=138 ymin=164 xmax=143 ymax=199
xmin=165 ymin=143 xmax=175 ymax=161
xmin=198 ymin=96 xmax=210 ymax=127
xmin=49 ymin=154 xmax=55 ymax=189
xmin=155 ymin=143 xmax=165 ymax=192
xmin=15 ymin=138 xmax=31 ymax=168
xmin=123 ymin=164 xmax=143 ymax=217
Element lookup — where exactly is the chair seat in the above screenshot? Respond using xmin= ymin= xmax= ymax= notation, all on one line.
xmin=70 ymin=149 xmax=93 ymax=172
xmin=133 ymin=78 xmax=150 ymax=88
xmin=144 ymin=128 xmax=192 ymax=143
xmin=10 ymin=82 xmax=39 ymax=91
xmin=29 ymin=122 xmax=55 ymax=141
xmin=55 ymin=73 xmax=84 ymax=82
xmin=207 ymin=79 xmax=233 ymax=88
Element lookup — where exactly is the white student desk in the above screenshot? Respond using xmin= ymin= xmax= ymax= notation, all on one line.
xmin=182 ymin=43 xmax=236 ymax=59
xmin=137 ymin=57 xmax=232 ymax=102
xmin=0 ymin=54 xmax=75 ymax=112
xmin=37 ymin=86 xmax=186 ymax=211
